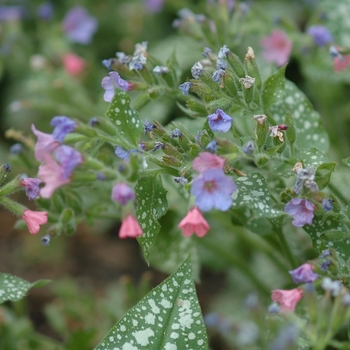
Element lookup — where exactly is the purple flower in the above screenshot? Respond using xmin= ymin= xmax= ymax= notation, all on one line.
xmin=62 ymin=6 xmax=97 ymax=44
xmin=207 ymin=109 xmax=233 ymax=133
xmin=191 ymin=168 xmax=237 ymax=212
xmin=21 ymin=178 xmax=42 ymax=200
xmin=322 ymin=198 xmax=333 ymax=212
xmin=111 ymin=183 xmax=135 ymax=205
xmin=289 ymin=263 xmax=318 ymax=284
xmin=54 ymin=145 xmax=83 ymax=179
xmin=321 ymin=260 xmax=331 ymax=272
xmin=307 ymin=25 xmax=333 ymax=47
xmin=101 ymin=72 xmax=131 ymax=102
xmin=144 ymin=0 xmax=164 ymax=13
xmin=284 ymin=198 xmax=315 ymax=227
xmin=50 ymin=116 xmax=77 ymax=143
xmin=37 ymin=2 xmax=53 ymax=21
xmin=179 ymin=82 xmax=192 ymax=95
xmin=0 ymin=6 xmax=25 ymax=21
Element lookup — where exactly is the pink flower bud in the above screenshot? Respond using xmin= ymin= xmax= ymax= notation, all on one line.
xmin=271 ymin=288 xmax=303 ymax=312
xmin=178 ymin=207 xmax=210 ymax=237
xmin=119 ymin=215 xmax=143 ymax=239
xmin=22 ymin=209 xmax=48 ymax=234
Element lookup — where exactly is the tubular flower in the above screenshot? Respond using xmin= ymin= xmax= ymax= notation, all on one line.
xmin=260 ymin=30 xmax=292 ymax=66
xmin=21 ymin=178 xmax=42 ymax=200
xmin=191 ymin=168 xmax=237 ymax=212
xmin=284 ymin=198 xmax=315 ymax=227
xmin=192 ymin=152 xmax=226 ymax=173
xmin=111 ymin=183 xmax=136 ymax=205
xmin=271 ymin=288 xmax=303 ymax=312
xmin=178 ymin=207 xmax=210 ymax=238
xmin=50 ymin=116 xmax=77 ymax=143
xmin=289 ymin=263 xmax=318 ymax=284
xmin=31 ymin=124 xmax=59 ymax=162
xmin=101 ymin=71 xmax=131 ymax=102
xmin=22 ymin=210 xmax=48 ymax=234
xmin=119 ymin=214 xmax=143 ymax=239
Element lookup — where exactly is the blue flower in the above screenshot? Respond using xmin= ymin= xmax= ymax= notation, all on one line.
xmin=62 ymin=6 xmax=97 ymax=44
xmin=207 ymin=109 xmax=233 ymax=133
xmin=191 ymin=168 xmax=236 ymax=211
xmin=101 ymin=72 xmax=131 ymax=102
xmin=179 ymin=82 xmax=192 ymax=95
xmin=307 ymin=25 xmax=333 ymax=47
xmin=50 ymin=116 xmax=77 ymax=143
xmin=284 ymin=198 xmax=315 ymax=227
xmin=54 ymin=145 xmax=83 ymax=179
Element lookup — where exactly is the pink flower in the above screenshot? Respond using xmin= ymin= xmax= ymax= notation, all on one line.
xmin=31 ymin=124 xmax=59 ymax=162
xmin=334 ymin=54 xmax=350 ymax=72
xmin=22 ymin=209 xmax=48 ymax=234
xmin=119 ymin=214 xmax=143 ymax=239
xmin=192 ymin=152 xmax=226 ymax=173
xmin=178 ymin=207 xmax=210 ymax=237
xmin=38 ymin=156 xmax=70 ymax=198
xmin=271 ymin=288 xmax=303 ymax=312
xmin=62 ymin=53 xmax=85 ymax=76
xmin=260 ymin=30 xmax=292 ymax=66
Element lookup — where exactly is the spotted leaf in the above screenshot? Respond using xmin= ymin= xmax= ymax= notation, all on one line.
xmin=232 ymin=172 xmax=283 ymax=218
xmin=262 ymin=64 xmax=286 ymax=110
xmin=106 ymin=89 xmax=142 ymax=146
xmin=0 ymin=273 xmax=50 ymax=304
xmin=94 ymin=257 xmax=209 ymax=350
xmin=136 ymin=174 xmax=168 ymax=261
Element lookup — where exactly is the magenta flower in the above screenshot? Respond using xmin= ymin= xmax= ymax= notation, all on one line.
xmin=192 ymin=152 xmax=225 ymax=173
xmin=284 ymin=198 xmax=315 ymax=227
xmin=31 ymin=124 xmax=60 ymax=162
xmin=62 ymin=6 xmax=97 ymax=44
xmin=21 ymin=178 xmax=42 ymax=200
xmin=22 ymin=210 xmax=48 ymax=234
xmin=178 ymin=207 xmax=210 ymax=237
xmin=101 ymin=72 xmax=131 ymax=102
xmin=51 ymin=116 xmax=77 ymax=143
xmin=111 ymin=183 xmax=135 ymax=205
xmin=38 ymin=156 xmax=71 ymax=198
xmin=289 ymin=263 xmax=318 ymax=284
xmin=271 ymin=288 xmax=303 ymax=312
xmin=54 ymin=145 xmax=83 ymax=179
xmin=260 ymin=30 xmax=292 ymax=66
xmin=307 ymin=26 xmax=333 ymax=47
xmin=191 ymin=168 xmax=237 ymax=212
xmin=207 ymin=109 xmax=233 ymax=133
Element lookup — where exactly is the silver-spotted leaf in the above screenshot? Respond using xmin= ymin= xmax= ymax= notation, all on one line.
xmin=0 ymin=273 xmax=50 ymax=304
xmin=262 ymin=65 xmax=286 ymax=110
xmin=106 ymin=89 xmax=142 ymax=146
xmin=232 ymin=172 xmax=283 ymax=218
xmin=94 ymin=257 xmax=208 ymax=350
xmin=269 ymin=81 xmax=329 ymax=151
xmin=136 ymin=174 xmax=168 ymax=261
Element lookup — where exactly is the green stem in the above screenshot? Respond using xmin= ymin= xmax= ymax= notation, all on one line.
xmin=197 ymin=238 xmax=271 ymax=296
xmin=274 ymin=225 xmax=298 ymax=268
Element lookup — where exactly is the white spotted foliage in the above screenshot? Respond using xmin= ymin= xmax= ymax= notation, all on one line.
xmin=269 ymin=80 xmax=329 ymax=152
xmin=106 ymin=89 xmax=142 ymax=146
xmin=136 ymin=174 xmax=168 ymax=261
xmin=0 ymin=273 xmax=49 ymax=304
xmin=232 ymin=172 xmax=283 ymax=218
xmin=94 ymin=257 xmax=209 ymax=350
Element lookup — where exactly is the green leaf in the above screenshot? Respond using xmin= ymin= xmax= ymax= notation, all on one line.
xmin=303 ymin=213 xmax=350 ymax=256
xmin=94 ymin=257 xmax=209 ymax=350
xmin=106 ymin=89 xmax=142 ymax=146
xmin=315 ymin=162 xmax=337 ymax=190
xmin=269 ymin=81 xmax=329 ymax=151
xmin=136 ymin=174 xmax=168 ymax=261
xmin=0 ymin=273 xmax=50 ymax=304
xmin=232 ymin=172 xmax=283 ymax=218
xmin=262 ymin=65 xmax=286 ymax=110
xmin=285 ymin=112 xmax=296 ymax=146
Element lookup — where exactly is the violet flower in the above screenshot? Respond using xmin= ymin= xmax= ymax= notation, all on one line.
xmin=111 ymin=183 xmax=135 ymax=205
xmin=62 ymin=6 xmax=97 ymax=44
xmin=101 ymin=71 xmax=131 ymax=102
xmin=289 ymin=263 xmax=318 ymax=284
xmin=284 ymin=198 xmax=315 ymax=227
xmin=191 ymin=168 xmax=236 ymax=212
xmin=21 ymin=178 xmax=42 ymax=200
xmin=144 ymin=0 xmax=164 ymax=13
xmin=51 ymin=116 xmax=77 ymax=143
xmin=54 ymin=145 xmax=83 ymax=179
xmin=207 ymin=109 xmax=233 ymax=133
xmin=307 ymin=25 xmax=333 ymax=47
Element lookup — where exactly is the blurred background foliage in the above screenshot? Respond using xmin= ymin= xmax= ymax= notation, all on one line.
xmin=1 ymin=0 xmax=350 ymax=349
